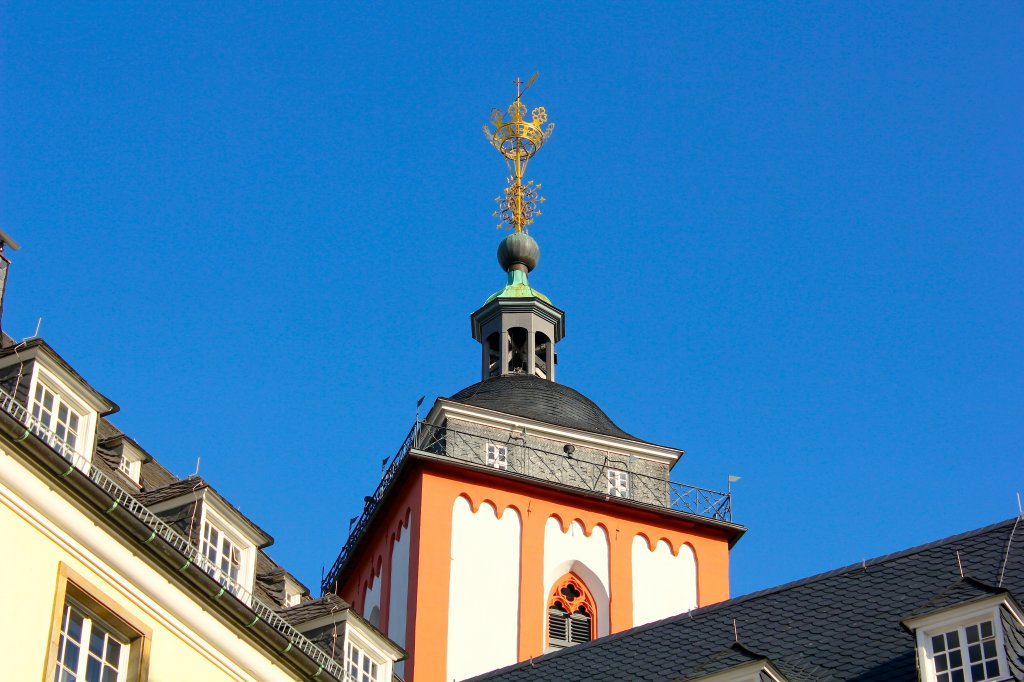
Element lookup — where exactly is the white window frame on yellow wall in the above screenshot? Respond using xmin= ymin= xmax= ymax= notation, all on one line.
xmin=44 ymin=564 xmax=151 ymax=682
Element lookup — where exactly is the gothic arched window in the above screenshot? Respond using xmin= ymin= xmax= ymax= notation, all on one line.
xmin=547 ymin=573 xmax=596 ymax=650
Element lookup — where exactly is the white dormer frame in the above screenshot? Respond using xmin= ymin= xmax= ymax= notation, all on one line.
xmin=687 ymin=659 xmax=787 ymax=682
xmin=198 ymin=499 xmax=261 ymax=604
xmin=294 ymin=608 xmax=404 ymax=682
xmin=905 ymin=594 xmax=1023 ymax=682
xmin=115 ymin=440 xmax=149 ymax=486
xmin=282 ymin=574 xmax=307 ymax=608
xmin=27 ymin=364 xmax=99 ymax=467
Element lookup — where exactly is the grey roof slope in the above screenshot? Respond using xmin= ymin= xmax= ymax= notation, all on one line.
xmin=471 ymin=516 xmax=1024 ymax=682
xmin=448 ymin=374 xmax=636 ymax=440
xmin=278 ymin=594 xmax=352 ymax=627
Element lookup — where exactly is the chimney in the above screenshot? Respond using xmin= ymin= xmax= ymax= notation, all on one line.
xmin=0 ymin=229 xmax=21 ymax=341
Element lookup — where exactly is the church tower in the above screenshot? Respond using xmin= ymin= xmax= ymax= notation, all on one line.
xmin=323 ymin=79 xmax=745 ymax=682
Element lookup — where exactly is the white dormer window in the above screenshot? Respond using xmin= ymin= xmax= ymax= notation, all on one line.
xmin=486 ymin=443 xmax=508 ymax=470
xmin=345 ymin=640 xmax=382 ymax=682
xmin=929 ymin=620 xmax=1000 ymax=682
xmin=117 ymin=455 xmax=141 ymax=483
xmin=200 ymin=519 xmax=243 ymax=590
xmin=607 ymin=469 xmax=629 ymax=497
xmin=907 ymin=592 xmax=1019 ymax=682
xmin=31 ymin=382 xmax=83 ymax=453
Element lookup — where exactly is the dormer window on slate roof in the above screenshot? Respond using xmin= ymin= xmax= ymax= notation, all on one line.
xmin=902 ymin=577 xmax=1024 ymax=682
xmin=0 ymin=339 xmax=118 ymax=472
xmin=138 ymin=478 xmax=273 ymax=605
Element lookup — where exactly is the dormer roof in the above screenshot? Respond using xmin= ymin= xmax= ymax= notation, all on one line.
xmin=0 ymin=337 xmax=118 ymax=414
xmin=137 ymin=476 xmax=274 ymax=548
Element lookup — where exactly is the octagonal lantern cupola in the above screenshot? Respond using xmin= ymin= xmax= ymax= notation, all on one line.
xmin=471 ymin=231 xmax=565 ymax=382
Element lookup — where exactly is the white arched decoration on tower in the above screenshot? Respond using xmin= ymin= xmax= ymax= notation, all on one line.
xmin=631 ymin=535 xmax=697 ymax=626
xmin=543 ymin=517 xmax=610 ymax=638
xmin=447 ymin=496 xmax=522 ymax=682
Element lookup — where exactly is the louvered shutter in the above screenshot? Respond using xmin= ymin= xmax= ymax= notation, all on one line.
xmin=569 ymin=609 xmax=592 ymax=643
xmin=548 ymin=606 xmax=569 ymax=647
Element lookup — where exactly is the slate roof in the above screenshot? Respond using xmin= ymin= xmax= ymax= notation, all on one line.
xmin=278 ymin=594 xmax=352 ymax=627
xmin=448 ymin=374 xmax=636 ymax=441
xmin=471 ymin=516 xmax=1024 ymax=682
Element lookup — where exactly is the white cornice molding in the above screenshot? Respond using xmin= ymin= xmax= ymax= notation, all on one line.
xmin=429 ymin=399 xmax=683 ymax=466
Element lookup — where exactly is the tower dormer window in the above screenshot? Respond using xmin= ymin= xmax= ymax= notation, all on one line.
xmin=485 ymin=443 xmax=508 ymax=470
xmin=31 ymin=382 xmax=83 ymax=453
xmin=607 ymin=469 xmax=629 ymax=498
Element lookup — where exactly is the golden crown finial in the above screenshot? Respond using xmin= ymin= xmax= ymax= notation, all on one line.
xmin=482 ymin=73 xmax=554 ymax=232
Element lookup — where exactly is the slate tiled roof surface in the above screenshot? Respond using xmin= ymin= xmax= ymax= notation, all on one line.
xmin=472 ymin=517 xmax=1024 ymax=682
xmin=278 ymin=593 xmax=352 ymax=626
xmin=448 ymin=374 xmax=637 ymax=440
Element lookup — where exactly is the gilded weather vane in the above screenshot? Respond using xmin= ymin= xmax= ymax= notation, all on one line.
xmin=482 ymin=73 xmax=555 ymax=232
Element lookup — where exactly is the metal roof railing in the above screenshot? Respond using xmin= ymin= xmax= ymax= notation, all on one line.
xmin=0 ymin=387 xmax=348 ymax=681
xmin=323 ymin=420 xmax=733 ymax=593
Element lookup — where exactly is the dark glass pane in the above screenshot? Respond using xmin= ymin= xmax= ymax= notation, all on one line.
xmin=968 ymin=644 xmax=981 ymax=662
xmin=933 ymin=635 xmax=946 ymax=652
xmin=982 ymin=639 xmax=996 ymax=658
xmin=64 ymin=642 xmax=80 ymax=671
xmin=980 ymin=620 xmax=993 ymax=638
xmin=947 ymin=630 xmax=960 ymax=647
xmin=67 ymin=610 xmax=84 ymax=642
xmin=105 ymin=638 xmax=121 ymax=665
xmin=985 ymin=660 xmax=999 ymax=677
xmin=89 ymin=629 xmax=104 ymax=657
xmin=102 ymin=667 xmax=118 ymax=682
xmin=971 ymin=663 xmax=984 ymax=680
xmin=560 ymin=583 xmax=581 ymax=601
xmin=937 ymin=673 xmax=949 ymax=682
xmin=966 ymin=625 xmax=979 ymax=643
xmin=936 ymin=655 xmax=949 ymax=672
xmin=950 ymin=649 xmax=962 ymax=667
xmin=85 ymin=656 xmax=101 ymax=682
xmin=951 ymin=669 xmax=964 ymax=682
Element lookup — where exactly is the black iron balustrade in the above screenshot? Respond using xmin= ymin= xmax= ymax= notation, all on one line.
xmin=321 ymin=421 xmax=733 ymax=594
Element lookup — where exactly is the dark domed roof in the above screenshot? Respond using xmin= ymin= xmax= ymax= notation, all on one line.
xmin=447 ymin=374 xmax=635 ymax=440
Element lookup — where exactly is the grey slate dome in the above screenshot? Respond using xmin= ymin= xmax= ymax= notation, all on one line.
xmin=448 ymin=374 xmax=635 ymax=440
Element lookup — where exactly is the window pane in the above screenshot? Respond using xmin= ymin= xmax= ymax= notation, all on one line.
xmin=965 ymin=624 xmax=979 ymax=643
xmin=985 ymin=659 xmax=999 ymax=678
xmin=85 ymin=655 xmax=102 ymax=682
xmin=932 ymin=634 xmax=946 ymax=652
xmin=947 ymin=630 xmax=960 ymax=647
xmin=980 ymin=620 xmax=993 ymax=638
xmin=105 ymin=638 xmax=121 ymax=666
xmin=950 ymin=669 xmax=964 ymax=682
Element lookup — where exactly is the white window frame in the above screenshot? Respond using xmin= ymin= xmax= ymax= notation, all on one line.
xmin=607 ymin=469 xmax=629 ymax=497
xmin=46 ymin=563 xmax=150 ymax=682
xmin=117 ymin=455 xmax=142 ymax=484
xmin=26 ymin=365 xmax=97 ymax=467
xmin=31 ymin=379 xmax=85 ymax=453
xmin=344 ymin=629 xmax=386 ymax=682
xmin=55 ymin=598 xmax=130 ymax=682
xmin=485 ymin=442 xmax=509 ymax=470
xmin=910 ymin=598 xmax=1018 ymax=682
xmin=198 ymin=505 xmax=256 ymax=603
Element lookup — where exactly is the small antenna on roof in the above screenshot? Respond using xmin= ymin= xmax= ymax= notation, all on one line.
xmin=1017 ymin=491 xmax=1022 ymax=516
xmin=415 ymin=395 xmax=425 ymax=424
xmin=193 ymin=455 xmax=201 ymax=478
xmin=956 ymin=550 xmax=964 ymax=578
xmin=733 ymin=618 xmax=739 ymax=643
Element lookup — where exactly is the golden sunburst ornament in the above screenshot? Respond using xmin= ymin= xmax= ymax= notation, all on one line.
xmin=482 ymin=73 xmax=554 ymax=232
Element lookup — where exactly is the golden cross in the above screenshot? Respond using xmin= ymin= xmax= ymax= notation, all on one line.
xmin=513 ymin=76 xmax=523 ymax=99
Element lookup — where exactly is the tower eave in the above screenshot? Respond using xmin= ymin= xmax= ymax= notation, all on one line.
xmin=470 ymin=297 xmax=566 ymax=343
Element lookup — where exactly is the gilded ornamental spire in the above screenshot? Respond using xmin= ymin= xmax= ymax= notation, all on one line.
xmin=483 ymin=73 xmax=554 ymax=233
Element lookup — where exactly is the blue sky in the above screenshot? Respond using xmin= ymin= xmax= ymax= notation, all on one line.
xmin=1 ymin=2 xmax=1021 ymax=599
